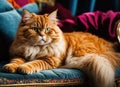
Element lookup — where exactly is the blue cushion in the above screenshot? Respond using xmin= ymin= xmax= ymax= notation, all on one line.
xmin=0 ymin=10 xmax=21 ymax=61
xmin=0 ymin=63 xmax=85 ymax=86
xmin=0 ymin=62 xmax=120 ymax=86
xmin=17 ymin=3 xmax=40 ymax=15
xmin=0 ymin=0 xmax=13 ymax=12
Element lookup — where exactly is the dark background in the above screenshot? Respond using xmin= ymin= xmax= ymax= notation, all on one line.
xmin=56 ymin=0 xmax=120 ymax=15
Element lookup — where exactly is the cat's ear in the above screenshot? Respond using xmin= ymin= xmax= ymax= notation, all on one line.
xmin=48 ymin=10 xmax=58 ymax=22
xmin=22 ymin=9 xmax=32 ymax=23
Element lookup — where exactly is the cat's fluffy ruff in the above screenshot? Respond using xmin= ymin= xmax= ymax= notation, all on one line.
xmin=2 ymin=10 xmax=120 ymax=87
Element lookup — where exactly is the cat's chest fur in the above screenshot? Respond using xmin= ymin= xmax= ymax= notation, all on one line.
xmin=23 ymin=45 xmax=52 ymax=60
xmin=17 ymin=42 xmax=66 ymax=60
xmin=24 ymin=46 xmax=41 ymax=60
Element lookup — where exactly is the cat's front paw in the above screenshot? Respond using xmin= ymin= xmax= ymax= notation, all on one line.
xmin=2 ymin=64 xmax=18 ymax=73
xmin=17 ymin=65 xmax=34 ymax=74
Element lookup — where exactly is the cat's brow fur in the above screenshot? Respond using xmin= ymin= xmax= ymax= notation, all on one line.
xmin=2 ymin=10 xmax=120 ymax=87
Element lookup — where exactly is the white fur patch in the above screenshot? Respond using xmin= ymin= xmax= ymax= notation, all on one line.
xmin=51 ymin=40 xmax=66 ymax=58
xmin=24 ymin=46 xmax=40 ymax=60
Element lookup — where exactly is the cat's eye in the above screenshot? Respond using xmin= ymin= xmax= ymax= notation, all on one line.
xmin=32 ymin=27 xmax=39 ymax=32
xmin=45 ymin=27 xmax=51 ymax=33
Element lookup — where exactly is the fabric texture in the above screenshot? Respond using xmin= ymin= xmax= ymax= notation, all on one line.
xmin=17 ymin=3 xmax=40 ymax=15
xmin=0 ymin=63 xmax=84 ymax=86
xmin=1 ymin=63 xmax=120 ymax=86
xmin=7 ymin=0 xmax=36 ymax=9
xmin=59 ymin=10 xmax=120 ymax=42
xmin=0 ymin=0 xmax=13 ymax=13
xmin=76 ymin=10 xmax=120 ymax=42
xmin=0 ymin=10 xmax=21 ymax=61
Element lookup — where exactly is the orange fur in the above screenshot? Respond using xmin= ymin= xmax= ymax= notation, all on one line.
xmin=2 ymin=10 xmax=120 ymax=87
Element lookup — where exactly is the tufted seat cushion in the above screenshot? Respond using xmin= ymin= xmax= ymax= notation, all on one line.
xmin=1 ymin=63 xmax=120 ymax=87
xmin=0 ymin=63 xmax=85 ymax=87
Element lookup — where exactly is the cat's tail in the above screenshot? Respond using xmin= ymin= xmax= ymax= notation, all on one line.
xmin=64 ymin=53 xmax=115 ymax=87
xmin=82 ymin=54 xmax=115 ymax=87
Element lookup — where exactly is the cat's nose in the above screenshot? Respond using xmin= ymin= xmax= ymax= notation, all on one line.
xmin=39 ymin=32 xmax=45 ymax=37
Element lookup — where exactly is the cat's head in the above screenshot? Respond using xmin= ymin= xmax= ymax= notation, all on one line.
xmin=18 ymin=9 xmax=63 ymax=46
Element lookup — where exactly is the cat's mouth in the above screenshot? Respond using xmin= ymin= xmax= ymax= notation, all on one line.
xmin=35 ymin=36 xmax=51 ymax=45
xmin=38 ymin=36 xmax=46 ymax=42
xmin=41 ymin=38 xmax=46 ymax=42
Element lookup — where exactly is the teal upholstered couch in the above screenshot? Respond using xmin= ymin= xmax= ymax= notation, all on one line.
xmin=0 ymin=1 xmax=120 ymax=87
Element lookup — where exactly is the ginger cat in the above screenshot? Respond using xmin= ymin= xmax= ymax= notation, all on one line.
xmin=2 ymin=10 xmax=120 ymax=87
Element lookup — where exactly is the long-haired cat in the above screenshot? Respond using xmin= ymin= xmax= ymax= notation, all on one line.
xmin=2 ymin=9 xmax=120 ymax=87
